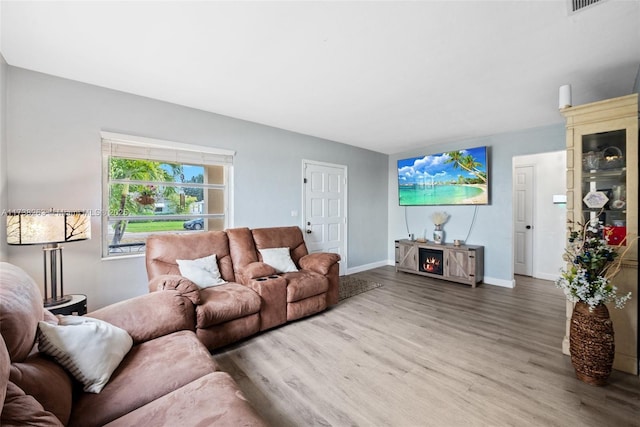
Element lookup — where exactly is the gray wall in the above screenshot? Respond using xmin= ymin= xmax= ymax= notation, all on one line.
xmin=5 ymin=66 xmax=388 ymax=309
xmin=388 ymin=124 xmax=566 ymax=286
xmin=0 ymin=54 xmax=7 ymax=261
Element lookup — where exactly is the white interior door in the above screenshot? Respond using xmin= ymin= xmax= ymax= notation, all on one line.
xmin=514 ymin=165 xmax=534 ymax=276
xmin=303 ymin=160 xmax=347 ymax=275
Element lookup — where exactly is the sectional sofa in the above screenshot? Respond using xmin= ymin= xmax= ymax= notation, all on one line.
xmin=146 ymin=226 xmax=341 ymax=350
xmin=1 ymin=226 xmax=340 ymax=425
xmin=0 ymin=262 xmax=266 ymax=426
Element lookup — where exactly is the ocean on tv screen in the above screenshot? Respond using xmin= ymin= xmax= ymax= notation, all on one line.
xmin=399 ymin=183 xmax=487 ymax=206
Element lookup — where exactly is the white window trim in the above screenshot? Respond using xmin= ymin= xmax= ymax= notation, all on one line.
xmin=101 ymin=131 xmax=234 ymax=260
xmin=101 ymin=131 xmax=235 ymax=157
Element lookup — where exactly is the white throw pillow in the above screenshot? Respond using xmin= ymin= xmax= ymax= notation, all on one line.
xmin=259 ymin=247 xmax=299 ymax=273
xmin=38 ymin=316 xmax=133 ymax=393
xmin=176 ymin=254 xmax=226 ymax=288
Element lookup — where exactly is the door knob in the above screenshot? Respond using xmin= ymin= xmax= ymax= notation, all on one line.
xmin=306 ymin=229 xmax=312 ymax=234
xmin=526 ymin=225 xmax=532 ymax=229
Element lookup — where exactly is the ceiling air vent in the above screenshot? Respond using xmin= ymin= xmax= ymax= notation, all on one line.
xmin=568 ymin=0 xmax=605 ymax=13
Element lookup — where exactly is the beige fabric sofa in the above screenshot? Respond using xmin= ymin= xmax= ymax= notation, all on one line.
xmin=146 ymin=226 xmax=340 ymax=350
xmin=0 ymin=262 xmax=266 ymax=426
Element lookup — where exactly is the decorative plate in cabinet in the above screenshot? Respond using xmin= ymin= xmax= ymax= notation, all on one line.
xmin=583 ymin=191 xmax=609 ymax=209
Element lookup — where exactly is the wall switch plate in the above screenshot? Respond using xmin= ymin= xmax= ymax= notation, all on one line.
xmin=553 ymin=194 xmax=567 ymax=204
xmin=291 ymin=210 xmax=298 ymax=217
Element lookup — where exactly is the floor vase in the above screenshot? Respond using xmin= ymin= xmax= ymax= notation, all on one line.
xmin=569 ymin=302 xmax=614 ymax=386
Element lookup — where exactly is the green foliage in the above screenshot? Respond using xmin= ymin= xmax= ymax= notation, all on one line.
xmin=183 ymin=174 xmax=204 ymax=201
xmin=108 ymin=158 xmax=183 ymax=244
xmin=166 ymin=193 xmax=197 ymax=214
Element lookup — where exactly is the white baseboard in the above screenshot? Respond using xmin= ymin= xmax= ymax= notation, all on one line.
xmin=483 ymin=276 xmax=515 ymax=288
xmin=533 ymin=272 xmax=560 ymax=282
xmin=345 ymin=260 xmax=390 ymax=275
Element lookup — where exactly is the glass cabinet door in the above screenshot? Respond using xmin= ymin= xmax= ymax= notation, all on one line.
xmin=581 ymin=129 xmax=628 ymax=246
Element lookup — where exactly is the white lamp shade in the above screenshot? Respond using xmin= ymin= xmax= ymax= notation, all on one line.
xmin=559 ymin=84 xmax=572 ymax=109
xmin=7 ymin=210 xmax=91 ymax=245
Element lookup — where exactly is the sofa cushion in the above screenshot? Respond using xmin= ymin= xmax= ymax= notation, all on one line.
xmin=1 ymin=381 xmax=63 ymax=427
xmin=196 ymin=283 xmax=261 ymax=328
xmin=227 ymin=227 xmax=259 ymax=270
xmin=38 ymin=316 xmax=133 ymax=393
xmin=258 ymin=247 xmax=298 ymax=273
xmin=146 ymin=231 xmax=236 ymax=282
xmin=9 ymin=353 xmax=73 ymax=425
xmin=177 ymin=254 xmax=227 ymax=288
xmin=0 ymin=262 xmax=44 ymax=362
xmin=251 ymin=226 xmax=309 ymax=265
xmin=283 ymin=271 xmax=329 ymax=302
xmin=69 ymin=330 xmax=218 ymax=427
xmin=103 ymin=372 xmax=267 ymax=427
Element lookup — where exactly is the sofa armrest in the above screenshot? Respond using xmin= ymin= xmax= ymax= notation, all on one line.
xmin=86 ymin=291 xmax=196 ymax=344
xmin=299 ymin=252 xmax=341 ymax=275
xmin=235 ymin=262 xmax=276 ymax=284
xmin=148 ymin=274 xmax=201 ymax=305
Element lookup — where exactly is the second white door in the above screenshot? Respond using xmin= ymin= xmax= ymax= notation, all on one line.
xmin=514 ymin=165 xmax=534 ymax=276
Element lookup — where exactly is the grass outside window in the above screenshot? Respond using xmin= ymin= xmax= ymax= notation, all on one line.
xmin=125 ymin=220 xmax=186 ymax=233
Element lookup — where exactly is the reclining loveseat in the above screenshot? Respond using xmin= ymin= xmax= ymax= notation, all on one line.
xmin=145 ymin=226 xmax=341 ymax=350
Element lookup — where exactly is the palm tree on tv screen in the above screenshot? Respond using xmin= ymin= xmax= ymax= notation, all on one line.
xmin=445 ymin=151 xmax=486 ymax=183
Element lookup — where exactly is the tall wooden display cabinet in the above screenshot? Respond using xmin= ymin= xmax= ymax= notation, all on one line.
xmin=561 ymin=94 xmax=638 ymax=375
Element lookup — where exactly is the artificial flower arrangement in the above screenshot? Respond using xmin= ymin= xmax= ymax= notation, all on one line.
xmin=430 ymin=211 xmax=449 ymax=226
xmin=556 ymin=217 xmax=632 ymax=311
xmin=429 ymin=211 xmax=449 ymax=244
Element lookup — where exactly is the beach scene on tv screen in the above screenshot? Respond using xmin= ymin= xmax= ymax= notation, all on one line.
xmin=398 ymin=146 xmax=488 ymax=206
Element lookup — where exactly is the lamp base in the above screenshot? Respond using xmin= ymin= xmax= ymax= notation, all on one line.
xmin=44 ymin=295 xmax=73 ymax=308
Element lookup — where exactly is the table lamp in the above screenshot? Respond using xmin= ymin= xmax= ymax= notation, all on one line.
xmin=6 ymin=209 xmax=91 ymax=306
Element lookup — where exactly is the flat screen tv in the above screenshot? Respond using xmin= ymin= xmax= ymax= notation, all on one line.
xmin=398 ymin=146 xmax=489 ymax=206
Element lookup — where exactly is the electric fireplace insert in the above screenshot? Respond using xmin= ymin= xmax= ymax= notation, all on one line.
xmin=419 ymin=247 xmax=443 ymax=275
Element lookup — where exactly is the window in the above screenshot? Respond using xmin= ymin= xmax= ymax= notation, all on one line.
xmin=101 ymin=132 xmax=234 ymax=258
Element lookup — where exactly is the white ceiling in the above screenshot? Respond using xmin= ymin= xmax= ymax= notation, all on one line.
xmin=1 ymin=1 xmax=639 ymax=155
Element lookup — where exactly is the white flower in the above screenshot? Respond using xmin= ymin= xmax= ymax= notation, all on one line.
xmin=430 ymin=211 xmax=449 ymax=226
xmin=555 ymin=218 xmax=632 ymax=311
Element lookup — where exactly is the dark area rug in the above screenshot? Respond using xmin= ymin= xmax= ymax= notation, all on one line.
xmin=338 ymin=276 xmax=383 ymax=301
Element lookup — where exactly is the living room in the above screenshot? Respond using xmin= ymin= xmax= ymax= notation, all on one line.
xmin=0 ymin=1 xmax=639 ymax=426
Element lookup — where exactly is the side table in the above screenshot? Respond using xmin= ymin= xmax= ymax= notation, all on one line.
xmin=47 ymin=294 xmax=87 ymax=316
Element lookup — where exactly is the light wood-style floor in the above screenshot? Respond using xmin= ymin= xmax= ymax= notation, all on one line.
xmin=214 ymin=266 xmax=640 ymax=426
